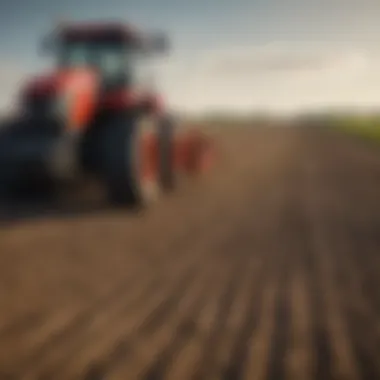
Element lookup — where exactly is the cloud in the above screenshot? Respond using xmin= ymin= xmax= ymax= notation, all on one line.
xmin=209 ymin=50 xmax=369 ymax=75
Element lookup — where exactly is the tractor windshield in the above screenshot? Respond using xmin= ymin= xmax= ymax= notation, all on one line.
xmin=58 ymin=40 xmax=132 ymax=84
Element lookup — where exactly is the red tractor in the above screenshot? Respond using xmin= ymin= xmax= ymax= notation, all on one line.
xmin=0 ymin=20 xmax=214 ymax=207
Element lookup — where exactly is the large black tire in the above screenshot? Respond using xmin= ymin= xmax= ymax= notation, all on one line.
xmin=0 ymin=118 xmax=56 ymax=198
xmin=96 ymin=114 xmax=160 ymax=208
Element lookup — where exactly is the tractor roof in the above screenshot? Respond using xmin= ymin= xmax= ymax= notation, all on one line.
xmin=59 ymin=21 xmax=141 ymax=43
xmin=56 ymin=21 xmax=168 ymax=52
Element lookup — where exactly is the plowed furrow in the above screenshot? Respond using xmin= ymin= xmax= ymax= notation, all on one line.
xmin=0 ymin=126 xmax=379 ymax=380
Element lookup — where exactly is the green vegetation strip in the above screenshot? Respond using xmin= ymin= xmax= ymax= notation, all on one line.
xmin=329 ymin=115 xmax=380 ymax=142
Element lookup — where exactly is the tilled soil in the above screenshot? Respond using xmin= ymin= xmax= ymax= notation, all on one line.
xmin=0 ymin=125 xmax=379 ymax=380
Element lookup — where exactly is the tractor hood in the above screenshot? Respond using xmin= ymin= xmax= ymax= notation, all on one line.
xmin=21 ymin=68 xmax=99 ymax=130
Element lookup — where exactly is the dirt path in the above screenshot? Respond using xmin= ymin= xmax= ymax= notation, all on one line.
xmin=0 ymin=125 xmax=379 ymax=380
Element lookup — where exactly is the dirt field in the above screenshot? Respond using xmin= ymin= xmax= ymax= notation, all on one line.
xmin=0 ymin=125 xmax=379 ymax=380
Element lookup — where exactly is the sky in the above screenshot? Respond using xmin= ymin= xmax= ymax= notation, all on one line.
xmin=1 ymin=0 xmax=380 ymax=114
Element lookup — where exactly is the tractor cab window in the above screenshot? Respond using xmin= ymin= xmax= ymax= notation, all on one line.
xmin=58 ymin=41 xmax=133 ymax=85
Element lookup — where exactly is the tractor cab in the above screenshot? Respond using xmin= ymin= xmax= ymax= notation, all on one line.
xmin=43 ymin=22 xmax=168 ymax=92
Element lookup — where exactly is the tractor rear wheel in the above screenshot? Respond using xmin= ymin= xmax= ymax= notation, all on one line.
xmin=98 ymin=114 xmax=160 ymax=208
